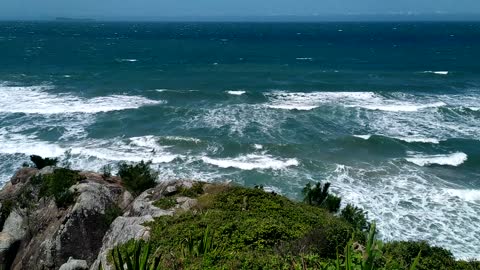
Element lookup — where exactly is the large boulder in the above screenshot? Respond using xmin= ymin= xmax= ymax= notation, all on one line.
xmin=0 ymin=169 xmax=130 ymax=270
xmin=90 ymin=180 xmax=197 ymax=270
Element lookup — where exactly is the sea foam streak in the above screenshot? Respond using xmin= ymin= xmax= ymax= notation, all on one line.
xmin=405 ymin=152 xmax=467 ymax=167
xmin=201 ymin=154 xmax=299 ymax=170
xmin=226 ymin=90 xmax=246 ymax=96
xmin=423 ymin=71 xmax=449 ymax=75
xmin=330 ymin=163 xmax=480 ymax=260
xmin=266 ymin=91 xmax=377 ymax=111
xmin=445 ymin=189 xmax=480 ymax=202
xmin=0 ymin=85 xmax=163 ymax=114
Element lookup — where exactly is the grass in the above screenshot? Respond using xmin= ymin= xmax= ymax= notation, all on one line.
xmin=153 ymin=197 xmax=177 ymax=210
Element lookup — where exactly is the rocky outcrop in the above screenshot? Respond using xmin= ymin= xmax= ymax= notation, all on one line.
xmin=90 ymin=180 xmax=196 ymax=270
xmin=0 ymin=167 xmax=204 ymax=270
xmin=0 ymin=167 xmax=131 ymax=270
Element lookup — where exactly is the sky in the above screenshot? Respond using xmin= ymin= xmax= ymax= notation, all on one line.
xmin=1 ymin=0 xmax=479 ymax=20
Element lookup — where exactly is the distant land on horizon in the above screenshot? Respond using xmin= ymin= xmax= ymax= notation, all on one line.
xmin=1 ymin=13 xmax=480 ymax=22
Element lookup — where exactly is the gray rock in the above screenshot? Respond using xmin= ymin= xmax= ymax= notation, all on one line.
xmin=59 ymin=257 xmax=88 ymax=270
xmin=0 ymin=210 xmax=27 ymax=268
xmin=38 ymin=166 xmax=56 ymax=175
xmin=90 ymin=215 xmax=154 ymax=270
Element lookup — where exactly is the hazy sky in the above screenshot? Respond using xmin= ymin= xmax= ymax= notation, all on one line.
xmin=1 ymin=0 xmax=479 ymax=19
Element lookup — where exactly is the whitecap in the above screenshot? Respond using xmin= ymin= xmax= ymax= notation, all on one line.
xmin=393 ymin=137 xmax=441 ymax=144
xmin=201 ymin=154 xmax=299 ymax=170
xmin=226 ymin=90 xmax=246 ymax=96
xmin=423 ymin=71 xmax=449 ymax=75
xmin=0 ymin=85 xmax=163 ymax=114
xmin=445 ymin=189 xmax=480 ymax=202
xmin=353 ymin=135 xmax=372 ymax=140
xmin=253 ymin=144 xmax=264 ymax=150
xmin=355 ymin=102 xmax=446 ymax=112
xmin=405 ymin=152 xmax=467 ymax=167
xmin=117 ymin=58 xmax=138 ymax=62
xmin=295 ymin=57 xmax=313 ymax=61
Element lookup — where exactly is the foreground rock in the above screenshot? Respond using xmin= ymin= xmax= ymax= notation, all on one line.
xmin=0 ymin=167 xmax=130 ymax=269
xmin=0 ymin=167 xmax=203 ymax=270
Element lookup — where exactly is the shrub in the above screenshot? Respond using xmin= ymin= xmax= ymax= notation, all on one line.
xmin=302 ymin=182 xmax=342 ymax=213
xmin=0 ymin=199 xmax=15 ymax=230
xmin=383 ymin=241 xmax=458 ymax=270
xmin=341 ymin=204 xmax=370 ymax=232
xmin=101 ymin=164 xmax=113 ymax=180
xmin=153 ymin=197 xmax=177 ymax=209
xmin=39 ymin=168 xmax=85 ymax=208
xmin=178 ymin=182 xmax=205 ymax=198
xmin=30 ymin=155 xmax=58 ymax=169
xmin=117 ymin=161 xmax=158 ymax=196
xmin=104 ymin=204 xmax=123 ymax=227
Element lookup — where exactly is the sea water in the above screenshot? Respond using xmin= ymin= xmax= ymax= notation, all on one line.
xmin=0 ymin=21 xmax=479 ymax=258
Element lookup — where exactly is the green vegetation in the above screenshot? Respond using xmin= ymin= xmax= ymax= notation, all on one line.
xmin=29 ymin=155 xmax=58 ymax=169
xmin=37 ymin=168 xmax=85 ymax=208
xmin=104 ymin=204 xmax=123 ymax=227
xmin=302 ymin=182 xmax=342 ymax=213
xmin=103 ymin=241 xmax=161 ymax=270
xmin=0 ymin=199 xmax=15 ymax=230
xmin=153 ymin=197 xmax=177 ymax=210
xmin=108 ymin=182 xmax=477 ymax=269
xmin=117 ymin=161 xmax=158 ymax=196
xmin=340 ymin=204 xmax=370 ymax=232
xmin=101 ymin=164 xmax=113 ymax=180
xmin=114 ymin=185 xmax=353 ymax=269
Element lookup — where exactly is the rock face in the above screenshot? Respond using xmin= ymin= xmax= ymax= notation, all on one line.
xmin=0 ymin=167 xmax=132 ymax=270
xmin=90 ymin=180 xmax=196 ymax=270
xmin=0 ymin=167 xmax=203 ymax=270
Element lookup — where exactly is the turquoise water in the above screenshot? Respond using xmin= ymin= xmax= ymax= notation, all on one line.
xmin=0 ymin=21 xmax=479 ymax=258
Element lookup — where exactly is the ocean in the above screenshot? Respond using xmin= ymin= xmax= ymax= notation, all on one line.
xmin=0 ymin=21 xmax=479 ymax=258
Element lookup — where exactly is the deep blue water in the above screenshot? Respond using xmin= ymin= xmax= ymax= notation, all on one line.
xmin=0 ymin=21 xmax=479 ymax=258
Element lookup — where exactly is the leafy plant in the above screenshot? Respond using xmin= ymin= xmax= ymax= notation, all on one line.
xmin=38 ymin=168 xmax=85 ymax=208
xmin=341 ymin=204 xmax=370 ymax=232
xmin=117 ymin=161 xmax=158 ymax=196
xmin=302 ymin=182 xmax=342 ymax=213
xmin=30 ymin=155 xmax=58 ymax=170
xmin=153 ymin=197 xmax=177 ymax=210
xmin=101 ymin=164 xmax=113 ymax=180
xmin=107 ymin=241 xmax=161 ymax=270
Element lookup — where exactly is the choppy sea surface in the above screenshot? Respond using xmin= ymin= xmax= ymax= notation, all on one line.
xmin=0 ymin=21 xmax=479 ymax=258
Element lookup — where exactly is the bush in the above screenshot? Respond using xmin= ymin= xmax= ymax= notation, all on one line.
xmin=30 ymin=155 xmax=58 ymax=169
xmin=39 ymin=168 xmax=85 ymax=208
xmin=383 ymin=241 xmax=458 ymax=270
xmin=0 ymin=199 xmax=15 ymax=230
xmin=341 ymin=204 xmax=370 ymax=232
xmin=153 ymin=197 xmax=177 ymax=209
xmin=302 ymin=182 xmax=342 ymax=213
xmin=103 ymin=205 xmax=123 ymax=227
xmin=134 ymin=185 xmax=353 ymax=268
xmin=117 ymin=161 xmax=158 ymax=196
xmin=101 ymin=164 xmax=113 ymax=180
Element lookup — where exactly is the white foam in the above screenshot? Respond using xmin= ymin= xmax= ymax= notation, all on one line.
xmin=329 ymin=163 xmax=480 ymax=260
xmin=445 ymin=189 xmax=480 ymax=202
xmin=201 ymin=154 xmax=299 ymax=170
xmin=253 ymin=144 xmax=264 ymax=150
xmin=0 ymin=85 xmax=163 ymax=114
xmin=423 ymin=71 xmax=449 ymax=75
xmin=161 ymin=136 xmax=201 ymax=143
xmin=266 ymin=91 xmax=378 ymax=111
xmin=353 ymin=135 xmax=372 ymax=140
xmin=406 ymin=152 xmax=467 ymax=167
xmin=394 ymin=137 xmax=441 ymax=144
xmin=356 ymin=102 xmax=446 ymax=112
xmin=226 ymin=90 xmax=246 ymax=96
xmin=296 ymin=57 xmax=313 ymax=60
xmin=117 ymin=58 xmax=138 ymax=62
xmin=469 ymin=107 xmax=480 ymax=111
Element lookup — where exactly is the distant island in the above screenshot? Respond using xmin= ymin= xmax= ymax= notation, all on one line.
xmin=55 ymin=17 xmax=95 ymax=22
